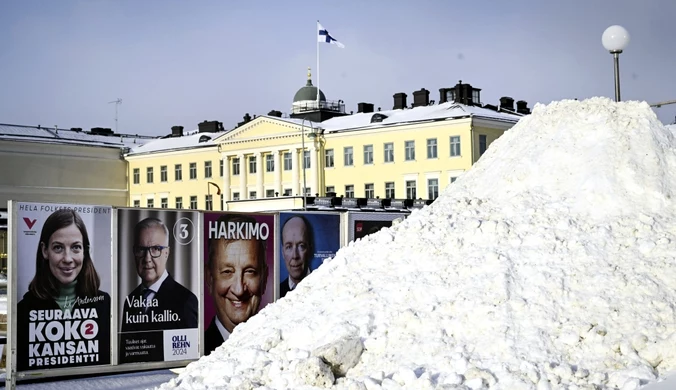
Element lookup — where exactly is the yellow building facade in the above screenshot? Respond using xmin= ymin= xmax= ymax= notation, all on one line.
xmin=125 ymin=79 xmax=526 ymax=211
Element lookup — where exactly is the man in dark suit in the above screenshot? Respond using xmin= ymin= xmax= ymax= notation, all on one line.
xmin=279 ymin=215 xmax=314 ymax=298
xmin=204 ymin=214 xmax=268 ymax=355
xmin=121 ymin=217 xmax=198 ymax=333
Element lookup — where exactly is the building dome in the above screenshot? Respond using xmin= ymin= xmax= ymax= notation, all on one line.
xmin=293 ymin=67 xmax=326 ymax=103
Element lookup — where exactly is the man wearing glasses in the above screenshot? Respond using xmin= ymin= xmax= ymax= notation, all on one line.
xmin=121 ymin=217 xmax=198 ymax=333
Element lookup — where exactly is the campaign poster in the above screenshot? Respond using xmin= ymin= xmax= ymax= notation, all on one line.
xmin=116 ymin=208 xmax=200 ymax=364
xmin=278 ymin=212 xmax=341 ymax=299
xmin=202 ymin=212 xmax=275 ymax=356
xmin=347 ymin=212 xmax=406 ymax=243
xmin=14 ymin=202 xmax=112 ymax=372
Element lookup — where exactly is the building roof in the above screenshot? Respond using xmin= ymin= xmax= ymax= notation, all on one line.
xmin=0 ymin=123 xmax=154 ymax=149
xmin=319 ymin=101 xmax=524 ymax=132
xmin=126 ymin=129 xmax=229 ymax=156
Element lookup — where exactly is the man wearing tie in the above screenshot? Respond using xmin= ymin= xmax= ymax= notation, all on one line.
xmin=121 ymin=217 xmax=198 ymax=333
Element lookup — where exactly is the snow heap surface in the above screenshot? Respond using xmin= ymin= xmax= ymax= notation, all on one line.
xmin=157 ymin=97 xmax=676 ymax=390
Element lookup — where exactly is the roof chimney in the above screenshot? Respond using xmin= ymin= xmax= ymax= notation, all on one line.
xmin=357 ymin=102 xmax=374 ymax=113
xmin=393 ymin=93 xmax=407 ymax=110
xmin=171 ymin=126 xmax=184 ymax=137
xmin=412 ymin=88 xmax=430 ymax=108
xmin=499 ymin=97 xmax=515 ymax=111
xmin=267 ymin=110 xmax=283 ymax=118
xmin=516 ymin=100 xmax=531 ymax=115
xmin=198 ymin=120 xmax=223 ymax=133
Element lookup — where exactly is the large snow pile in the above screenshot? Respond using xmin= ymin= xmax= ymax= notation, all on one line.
xmin=157 ymin=97 xmax=676 ymax=390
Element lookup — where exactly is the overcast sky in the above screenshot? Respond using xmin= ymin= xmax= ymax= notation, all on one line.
xmin=1 ymin=0 xmax=675 ymax=136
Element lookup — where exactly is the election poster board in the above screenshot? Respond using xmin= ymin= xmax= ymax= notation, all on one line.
xmin=116 ymin=208 xmax=200 ymax=364
xmin=346 ymin=212 xmax=407 ymax=243
xmin=278 ymin=212 xmax=342 ymax=300
xmin=12 ymin=201 xmax=113 ymax=373
xmin=202 ymin=212 xmax=275 ymax=356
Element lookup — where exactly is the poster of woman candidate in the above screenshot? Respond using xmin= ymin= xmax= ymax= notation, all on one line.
xmin=347 ymin=212 xmax=407 ymax=243
xmin=116 ymin=208 xmax=200 ymax=364
xmin=13 ymin=201 xmax=113 ymax=373
xmin=202 ymin=212 xmax=275 ymax=356
xmin=278 ymin=212 xmax=342 ymax=300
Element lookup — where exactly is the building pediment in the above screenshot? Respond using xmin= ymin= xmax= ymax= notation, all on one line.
xmin=213 ymin=116 xmax=310 ymax=144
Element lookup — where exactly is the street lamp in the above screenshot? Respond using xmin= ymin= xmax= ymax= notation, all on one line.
xmin=300 ymin=118 xmax=316 ymax=210
xmin=602 ymin=25 xmax=630 ymax=102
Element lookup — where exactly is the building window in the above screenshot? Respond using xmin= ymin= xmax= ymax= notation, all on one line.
xmin=232 ymin=158 xmax=240 ymax=175
xmin=133 ymin=199 xmax=140 ymax=207
xmin=283 ymin=188 xmax=292 ymax=196
xmin=266 ymin=189 xmax=275 ymax=198
xmin=175 ymin=197 xmax=183 ymax=209
xmin=189 ymin=163 xmax=197 ymax=179
xmin=406 ymin=180 xmax=417 ymax=199
xmin=232 ymin=192 xmax=240 ymax=201
xmin=304 ymin=187 xmax=311 ymax=196
xmin=345 ymin=185 xmax=354 ymax=198
xmin=147 ymin=198 xmax=154 ymax=208
xmin=385 ymin=182 xmax=395 ymax=199
xmin=249 ymin=191 xmax=257 ymax=199
xmin=220 ymin=159 xmax=224 ymax=177
xmin=220 ymin=194 xmax=224 ymax=210
xmin=450 ymin=136 xmax=461 ymax=157
xmin=326 ymin=186 xmax=335 ymax=194
xmin=146 ymin=167 xmax=154 ymax=183
xmin=428 ymin=178 xmax=439 ymax=200
xmin=283 ymin=153 xmax=292 ymax=170
xmin=365 ymin=183 xmax=374 ymax=198
xmin=451 ymin=176 xmax=458 ymax=183
xmin=405 ymin=141 xmax=415 ymax=161
xmin=384 ymin=142 xmax=394 ymax=163
xmin=325 ymin=149 xmax=334 ymax=168
xmin=160 ymin=198 xmax=168 ymax=208
xmin=249 ymin=156 xmax=257 ymax=174
xmin=190 ymin=196 xmax=197 ymax=209
xmin=303 ymin=150 xmax=310 ymax=169
xmin=133 ymin=168 xmax=140 ymax=184
xmin=266 ymin=154 xmax=274 ymax=172
xmin=205 ymin=161 xmax=212 ymax=178
xmin=363 ymin=145 xmax=373 ymax=165
xmin=160 ymin=165 xmax=167 ymax=182
xmin=479 ymin=135 xmax=487 ymax=156
xmin=427 ymin=138 xmax=437 ymax=159
xmin=205 ymin=194 xmax=213 ymax=210
xmin=472 ymin=90 xmax=481 ymax=105
xmin=344 ymin=147 xmax=353 ymax=166
xmin=175 ymin=164 xmax=182 ymax=181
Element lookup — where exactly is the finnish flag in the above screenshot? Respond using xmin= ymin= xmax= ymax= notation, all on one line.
xmin=317 ymin=22 xmax=345 ymax=48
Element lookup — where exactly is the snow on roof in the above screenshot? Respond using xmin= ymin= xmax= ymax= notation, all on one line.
xmin=126 ymin=130 xmax=229 ymax=156
xmin=319 ymin=101 xmax=524 ymax=132
xmin=0 ymin=123 xmax=153 ymax=149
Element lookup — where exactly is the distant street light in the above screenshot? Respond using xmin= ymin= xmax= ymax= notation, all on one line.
xmin=602 ymin=25 xmax=630 ymax=102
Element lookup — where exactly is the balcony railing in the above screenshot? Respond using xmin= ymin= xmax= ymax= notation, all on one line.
xmin=292 ymin=100 xmax=346 ymax=114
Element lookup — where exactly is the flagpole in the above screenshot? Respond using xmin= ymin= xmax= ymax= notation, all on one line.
xmin=316 ymin=20 xmax=320 ymax=111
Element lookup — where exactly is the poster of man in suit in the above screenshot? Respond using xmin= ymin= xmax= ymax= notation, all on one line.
xmin=117 ymin=208 xmax=200 ymax=364
xmin=202 ymin=212 xmax=274 ymax=356
xmin=278 ymin=212 xmax=341 ymax=299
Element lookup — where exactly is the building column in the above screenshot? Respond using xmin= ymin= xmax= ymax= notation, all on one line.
xmin=256 ymin=151 xmax=264 ymax=197
xmin=238 ymin=153 xmax=247 ymax=199
xmin=310 ymin=144 xmax=319 ymax=196
xmin=274 ymin=150 xmax=282 ymax=196
xmin=222 ymin=154 xmax=230 ymax=204
xmin=292 ymin=149 xmax=300 ymax=196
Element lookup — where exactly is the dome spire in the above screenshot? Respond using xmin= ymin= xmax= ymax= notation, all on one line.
xmin=306 ymin=67 xmax=313 ymax=86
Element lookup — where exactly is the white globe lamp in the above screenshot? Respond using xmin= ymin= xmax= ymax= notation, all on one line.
xmin=602 ymin=25 xmax=630 ymax=102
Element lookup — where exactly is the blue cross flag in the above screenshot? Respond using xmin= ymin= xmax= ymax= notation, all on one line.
xmin=317 ymin=22 xmax=345 ymax=48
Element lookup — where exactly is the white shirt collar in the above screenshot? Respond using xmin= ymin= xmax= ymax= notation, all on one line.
xmin=287 ymin=268 xmax=311 ymax=291
xmin=145 ymin=269 xmax=169 ymax=293
xmin=214 ymin=316 xmax=231 ymax=342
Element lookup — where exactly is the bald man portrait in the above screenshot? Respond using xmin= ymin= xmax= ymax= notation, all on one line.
xmin=279 ymin=215 xmax=314 ymax=298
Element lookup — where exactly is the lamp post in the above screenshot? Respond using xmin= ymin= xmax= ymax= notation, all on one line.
xmin=602 ymin=25 xmax=630 ymax=102
xmin=301 ymin=118 xmax=315 ymax=210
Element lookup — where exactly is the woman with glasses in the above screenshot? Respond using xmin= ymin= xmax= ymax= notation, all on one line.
xmin=16 ymin=209 xmax=111 ymax=371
